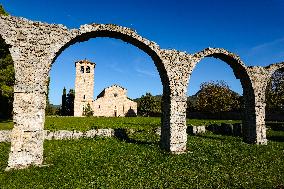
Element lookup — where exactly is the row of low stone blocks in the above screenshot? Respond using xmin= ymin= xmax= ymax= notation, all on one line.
xmin=0 ymin=129 xmax=115 ymax=143
xmin=187 ymin=123 xmax=243 ymax=136
xmin=0 ymin=123 xmax=243 ymax=143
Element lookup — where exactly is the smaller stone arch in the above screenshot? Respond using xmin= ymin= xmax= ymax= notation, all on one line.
xmin=191 ymin=48 xmax=248 ymax=80
xmin=189 ymin=48 xmax=266 ymax=144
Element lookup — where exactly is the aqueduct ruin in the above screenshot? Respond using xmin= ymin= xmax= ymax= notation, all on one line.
xmin=0 ymin=15 xmax=284 ymax=169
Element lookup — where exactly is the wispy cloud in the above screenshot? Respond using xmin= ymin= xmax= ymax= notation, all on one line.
xmin=251 ymin=37 xmax=284 ymax=51
xmin=135 ymin=67 xmax=157 ymax=77
xmin=133 ymin=57 xmax=158 ymax=77
xmin=106 ymin=62 xmax=125 ymax=73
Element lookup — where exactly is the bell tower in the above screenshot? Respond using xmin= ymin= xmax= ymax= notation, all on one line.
xmin=74 ymin=59 xmax=96 ymax=116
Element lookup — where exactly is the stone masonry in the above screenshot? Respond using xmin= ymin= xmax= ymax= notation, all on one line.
xmin=93 ymin=85 xmax=137 ymax=117
xmin=74 ymin=60 xmax=95 ymax=116
xmin=0 ymin=15 xmax=283 ymax=169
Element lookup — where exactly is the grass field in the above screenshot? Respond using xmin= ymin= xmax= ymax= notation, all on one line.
xmin=0 ymin=116 xmax=240 ymax=131
xmin=0 ymin=117 xmax=283 ymax=188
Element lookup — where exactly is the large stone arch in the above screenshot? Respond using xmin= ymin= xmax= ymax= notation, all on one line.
xmin=0 ymin=15 xmax=190 ymax=169
xmin=47 ymin=23 xmax=187 ymax=153
xmin=189 ymin=48 xmax=267 ymax=144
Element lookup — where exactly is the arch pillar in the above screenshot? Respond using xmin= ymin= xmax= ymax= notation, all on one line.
xmin=160 ymin=95 xmax=188 ymax=152
xmin=242 ymin=67 xmax=269 ymax=144
xmin=160 ymin=50 xmax=190 ymax=153
xmin=7 ymin=91 xmax=46 ymax=170
xmin=6 ymin=51 xmax=49 ymax=169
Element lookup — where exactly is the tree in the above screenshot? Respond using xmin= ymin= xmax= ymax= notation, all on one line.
xmin=137 ymin=93 xmax=161 ymax=117
xmin=0 ymin=5 xmax=14 ymax=118
xmin=61 ymin=87 xmax=67 ymax=116
xmin=0 ymin=5 xmax=8 ymax=16
xmin=66 ymin=89 xmax=75 ymax=116
xmin=266 ymin=70 xmax=284 ymax=113
xmin=195 ymin=81 xmax=240 ymax=114
xmin=83 ymin=103 xmax=93 ymax=117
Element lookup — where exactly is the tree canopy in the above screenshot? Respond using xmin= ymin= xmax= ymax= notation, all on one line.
xmin=0 ymin=5 xmax=14 ymax=118
xmin=266 ymin=69 xmax=284 ymax=113
xmin=136 ymin=93 xmax=161 ymax=117
xmin=195 ymin=81 xmax=241 ymax=114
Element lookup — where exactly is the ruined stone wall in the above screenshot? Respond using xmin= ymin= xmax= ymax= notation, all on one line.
xmin=92 ymin=85 xmax=137 ymax=117
xmin=0 ymin=15 xmax=283 ymax=170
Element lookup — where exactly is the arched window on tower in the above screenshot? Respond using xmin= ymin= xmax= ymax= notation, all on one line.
xmin=86 ymin=66 xmax=90 ymax=73
xmin=83 ymin=95 xmax=85 ymax=99
xmin=80 ymin=66 xmax=84 ymax=73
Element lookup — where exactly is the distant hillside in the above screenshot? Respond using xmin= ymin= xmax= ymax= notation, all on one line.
xmin=50 ymin=104 xmax=61 ymax=109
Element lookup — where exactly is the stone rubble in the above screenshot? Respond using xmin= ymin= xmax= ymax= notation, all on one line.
xmin=0 ymin=129 xmax=115 ymax=142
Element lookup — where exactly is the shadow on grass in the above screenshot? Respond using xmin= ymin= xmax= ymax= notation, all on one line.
xmin=192 ymin=134 xmax=227 ymax=141
xmin=267 ymin=136 xmax=284 ymax=142
xmin=121 ymin=122 xmax=160 ymax=127
xmin=113 ymin=128 xmax=158 ymax=145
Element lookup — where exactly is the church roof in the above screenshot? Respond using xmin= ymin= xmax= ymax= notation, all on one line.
xmin=75 ymin=59 xmax=96 ymax=66
xmin=97 ymin=84 xmax=127 ymax=98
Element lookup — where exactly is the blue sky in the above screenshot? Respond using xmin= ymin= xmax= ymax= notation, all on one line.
xmin=2 ymin=0 xmax=284 ymax=105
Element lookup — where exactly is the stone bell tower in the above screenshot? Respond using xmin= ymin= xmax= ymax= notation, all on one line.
xmin=74 ymin=59 xmax=96 ymax=116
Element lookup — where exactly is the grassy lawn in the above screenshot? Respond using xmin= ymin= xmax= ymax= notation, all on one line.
xmin=0 ymin=117 xmax=283 ymax=188
xmin=0 ymin=116 xmax=240 ymax=131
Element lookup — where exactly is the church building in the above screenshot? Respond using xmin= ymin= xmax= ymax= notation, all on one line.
xmin=73 ymin=59 xmax=137 ymax=117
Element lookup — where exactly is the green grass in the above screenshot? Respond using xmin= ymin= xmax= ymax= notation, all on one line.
xmin=0 ymin=116 xmax=240 ymax=131
xmin=0 ymin=119 xmax=13 ymax=130
xmin=0 ymin=117 xmax=283 ymax=188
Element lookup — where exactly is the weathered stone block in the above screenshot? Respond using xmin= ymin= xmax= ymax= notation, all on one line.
xmin=0 ymin=130 xmax=11 ymax=142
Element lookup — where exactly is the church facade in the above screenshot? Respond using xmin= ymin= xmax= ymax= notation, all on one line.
xmin=74 ymin=60 xmax=137 ymax=117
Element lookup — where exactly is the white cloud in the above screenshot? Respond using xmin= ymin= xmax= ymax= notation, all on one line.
xmin=251 ymin=37 xmax=284 ymax=51
xmin=135 ymin=67 xmax=157 ymax=77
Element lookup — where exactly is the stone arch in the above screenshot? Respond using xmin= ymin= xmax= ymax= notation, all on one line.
xmin=46 ymin=23 xmax=183 ymax=151
xmin=1 ymin=14 xmax=277 ymax=170
xmin=49 ymin=24 xmax=170 ymax=91
xmin=190 ymin=48 xmax=263 ymax=144
xmin=190 ymin=48 xmax=253 ymax=106
xmin=191 ymin=48 xmax=250 ymax=83
xmin=0 ymin=15 xmax=187 ymax=170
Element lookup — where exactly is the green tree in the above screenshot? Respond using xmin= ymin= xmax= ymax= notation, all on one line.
xmin=266 ymin=70 xmax=284 ymax=113
xmin=61 ymin=87 xmax=67 ymax=116
xmin=0 ymin=5 xmax=14 ymax=118
xmin=66 ymin=89 xmax=75 ymax=116
xmin=83 ymin=103 xmax=93 ymax=117
xmin=0 ymin=5 xmax=8 ymax=16
xmin=196 ymin=81 xmax=240 ymax=114
xmin=137 ymin=93 xmax=161 ymax=117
